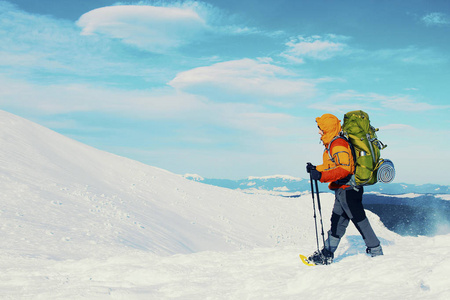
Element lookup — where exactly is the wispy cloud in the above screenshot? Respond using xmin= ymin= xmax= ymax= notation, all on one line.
xmin=310 ymin=90 xmax=448 ymax=112
xmin=279 ymin=32 xmax=446 ymax=66
xmin=77 ymin=5 xmax=208 ymax=53
xmin=169 ymin=58 xmax=317 ymax=102
xmin=76 ymin=2 xmax=276 ymax=53
xmin=0 ymin=74 xmax=205 ymax=117
xmin=0 ymin=2 xmax=80 ymax=71
xmin=372 ymin=46 xmax=447 ymax=65
xmin=422 ymin=12 xmax=450 ymax=27
xmin=0 ymin=1 xmax=158 ymax=81
xmin=379 ymin=95 xmax=448 ymax=111
xmin=379 ymin=124 xmax=415 ymax=131
xmin=280 ymin=34 xmax=351 ymax=63
xmin=0 ymin=74 xmax=301 ymax=138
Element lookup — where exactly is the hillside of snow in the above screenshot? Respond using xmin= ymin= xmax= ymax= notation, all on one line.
xmin=0 ymin=110 xmax=307 ymax=258
xmin=1 ymin=110 xmax=449 ymax=299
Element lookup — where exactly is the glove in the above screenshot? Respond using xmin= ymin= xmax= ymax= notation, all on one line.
xmin=306 ymin=162 xmax=316 ymax=174
xmin=310 ymin=169 xmax=322 ymax=181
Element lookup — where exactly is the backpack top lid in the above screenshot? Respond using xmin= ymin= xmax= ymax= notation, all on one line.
xmin=342 ymin=110 xmax=371 ymax=137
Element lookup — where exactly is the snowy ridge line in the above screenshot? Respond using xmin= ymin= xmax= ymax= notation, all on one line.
xmin=183 ymin=173 xmax=204 ymax=181
xmin=185 ymin=175 xmax=450 ymax=195
xmin=247 ymin=175 xmax=302 ymax=181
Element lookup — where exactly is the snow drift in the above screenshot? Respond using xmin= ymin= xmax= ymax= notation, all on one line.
xmin=0 ymin=110 xmax=449 ymax=299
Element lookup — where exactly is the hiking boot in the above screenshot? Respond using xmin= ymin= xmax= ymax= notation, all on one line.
xmin=366 ymin=245 xmax=383 ymax=257
xmin=307 ymin=248 xmax=334 ymax=265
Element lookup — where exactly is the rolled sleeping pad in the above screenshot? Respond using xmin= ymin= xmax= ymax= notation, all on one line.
xmin=377 ymin=159 xmax=395 ymax=183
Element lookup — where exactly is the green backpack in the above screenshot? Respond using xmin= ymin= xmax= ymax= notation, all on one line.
xmin=340 ymin=110 xmax=387 ymax=186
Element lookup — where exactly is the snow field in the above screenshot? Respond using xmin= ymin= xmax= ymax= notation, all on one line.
xmin=1 ymin=235 xmax=450 ymax=299
xmin=0 ymin=110 xmax=449 ymax=299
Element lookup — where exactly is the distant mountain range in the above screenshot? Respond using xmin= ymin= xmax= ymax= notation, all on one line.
xmin=183 ymin=174 xmax=450 ymax=195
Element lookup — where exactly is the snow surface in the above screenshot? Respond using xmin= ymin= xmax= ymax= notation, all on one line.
xmin=1 ymin=110 xmax=449 ymax=299
xmin=436 ymin=194 xmax=450 ymax=201
xmin=183 ymin=174 xmax=204 ymax=181
xmin=365 ymin=191 xmax=423 ymax=198
xmin=247 ymin=175 xmax=302 ymax=181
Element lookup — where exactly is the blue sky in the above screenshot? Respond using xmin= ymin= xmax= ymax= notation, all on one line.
xmin=1 ymin=0 xmax=449 ymax=184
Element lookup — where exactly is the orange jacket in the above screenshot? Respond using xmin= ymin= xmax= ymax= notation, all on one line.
xmin=315 ymin=114 xmax=355 ymax=190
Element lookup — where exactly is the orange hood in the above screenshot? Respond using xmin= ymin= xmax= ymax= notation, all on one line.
xmin=316 ymin=114 xmax=341 ymax=146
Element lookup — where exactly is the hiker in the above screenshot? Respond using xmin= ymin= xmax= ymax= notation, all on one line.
xmin=306 ymin=113 xmax=383 ymax=265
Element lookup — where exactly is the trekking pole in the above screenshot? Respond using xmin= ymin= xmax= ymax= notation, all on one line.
xmin=309 ymin=172 xmax=320 ymax=252
xmin=314 ymin=179 xmax=327 ymax=248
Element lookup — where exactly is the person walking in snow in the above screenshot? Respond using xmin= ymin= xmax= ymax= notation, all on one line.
xmin=306 ymin=113 xmax=383 ymax=265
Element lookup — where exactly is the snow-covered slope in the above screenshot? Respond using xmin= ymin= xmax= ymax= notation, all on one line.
xmin=1 ymin=110 xmax=449 ymax=299
xmin=0 ymin=110 xmax=311 ymax=258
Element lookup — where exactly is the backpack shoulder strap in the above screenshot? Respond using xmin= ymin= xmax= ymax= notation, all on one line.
xmin=327 ymin=134 xmax=356 ymax=164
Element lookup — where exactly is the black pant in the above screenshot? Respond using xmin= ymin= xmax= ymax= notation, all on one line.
xmin=328 ymin=187 xmax=380 ymax=250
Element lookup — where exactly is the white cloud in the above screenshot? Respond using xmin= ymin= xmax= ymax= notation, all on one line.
xmin=379 ymin=124 xmax=415 ymax=131
xmin=0 ymin=75 xmax=302 ymax=138
xmin=310 ymin=90 xmax=448 ymax=112
xmin=169 ymin=58 xmax=317 ymax=102
xmin=281 ymin=35 xmax=350 ymax=63
xmin=77 ymin=5 xmax=208 ymax=53
xmin=422 ymin=12 xmax=450 ymax=27
xmin=0 ymin=75 xmax=205 ymax=118
xmin=373 ymin=46 xmax=447 ymax=65
xmin=379 ymin=95 xmax=448 ymax=111
xmin=76 ymin=2 xmax=275 ymax=53
xmin=280 ymin=34 xmax=446 ymax=66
